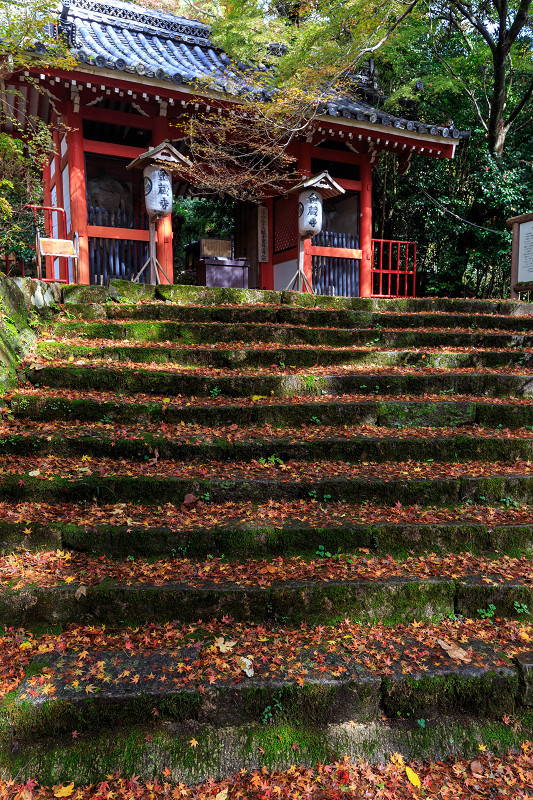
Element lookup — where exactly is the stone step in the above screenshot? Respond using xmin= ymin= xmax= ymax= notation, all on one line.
xmin=0 ymin=575 xmax=456 ymax=627
xmin=1 ymin=503 xmax=532 ymax=558
xmin=4 ymin=716 xmax=533 ymax=785
xmin=35 ymin=341 xmax=533 ymax=369
xmin=5 ymin=549 xmax=533 ymax=626
xmin=11 ymin=390 xmax=533 ymax=428
xmin=65 ymin=282 xmax=533 ymax=316
xmin=62 ymin=301 xmax=533 ymax=332
xmin=2 ymin=426 xmax=533 ymax=463
xmin=4 ymin=625 xmax=524 ymax=750
xmin=25 ymin=364 xmax=533 ymax=398
xmin=1 ymin=461 xmax=532 ymax=505
xmin=51 ymin=319 xmax=533 ymax=347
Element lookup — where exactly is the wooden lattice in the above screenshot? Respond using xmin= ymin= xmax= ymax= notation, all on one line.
xmin=274 ymin=196 xmax=297 ymax=253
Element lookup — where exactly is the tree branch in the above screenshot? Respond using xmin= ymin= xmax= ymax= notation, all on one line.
xmin=432 ymin=47 xmax=489 ymax=131
xmin=508 ymin=0 xmax=532 ymax=43
xmin=450 ymin=0 xmax=496 ymax=52
xmin=505 ymin=77 xmax=533 ymax=127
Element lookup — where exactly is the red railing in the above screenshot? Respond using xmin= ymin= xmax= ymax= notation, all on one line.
xmin=371 ymin=239 xmax=416 ymax=298
xmin=3 ymin=254 xmax=26 ymax=278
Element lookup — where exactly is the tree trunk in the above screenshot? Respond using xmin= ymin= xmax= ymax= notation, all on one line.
xmin=487 ymin=41 xmax=508 ymax=156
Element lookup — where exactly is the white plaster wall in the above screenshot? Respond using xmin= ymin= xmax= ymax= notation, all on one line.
xmin=274 ymin=259 xmax=297 ymax=291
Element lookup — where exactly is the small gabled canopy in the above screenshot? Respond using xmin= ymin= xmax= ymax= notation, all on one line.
xmin=126 ymin=141 xmax=194 ymax=175
xmin=289 ymin=171 xmax=345 ymax=200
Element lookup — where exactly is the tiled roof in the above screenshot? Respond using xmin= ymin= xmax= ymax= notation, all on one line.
xmin=54 ymin=0 xmax=470 ymax=140
xmin=60 ymin=0 xmax=250 ymax=93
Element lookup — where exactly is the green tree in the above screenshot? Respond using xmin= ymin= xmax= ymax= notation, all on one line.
xmin=0 ymin=0 xmax=73 ymax=269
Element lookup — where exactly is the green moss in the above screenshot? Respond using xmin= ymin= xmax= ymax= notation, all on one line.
xmin=62 ymin=285 xmax=110 ymax=304
xmin=109 ymin=280 xmax=157 ymax=301
xmin=383 ymin=669 xmax=519 ymax=719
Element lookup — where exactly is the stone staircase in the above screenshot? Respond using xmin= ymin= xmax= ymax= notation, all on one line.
xmin=3 ymin=281 xmax=533 ymax=784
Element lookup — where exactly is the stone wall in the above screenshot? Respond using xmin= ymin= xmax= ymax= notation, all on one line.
xmin=0 ymin=277 xmax=63 ymax=391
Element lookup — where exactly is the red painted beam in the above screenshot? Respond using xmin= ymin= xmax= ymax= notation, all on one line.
xmin=310 ymin=246 xmax=362 ymax=259
xmin=81 ymin=105 xmax=153 ymax=130
xmin=312 ymin=147 xmax=362 ymax=164
xmin=273 ymin=249 xmax=297 ymax=265
xmin=337 ymin=179 xmax=362 ymax=192
xmin=87 ymin=226 xmax=151 ymax=241
xmin=83 ymin=139 xmax=145 ymax=158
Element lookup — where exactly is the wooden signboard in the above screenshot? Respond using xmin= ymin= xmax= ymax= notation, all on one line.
xmin=39 ymin=238 xmax=77 ymax=258
xmin=508 ymin=211 xmax=533 ymax=298
xmin=257 ymin=205 xmax=269 ymax=263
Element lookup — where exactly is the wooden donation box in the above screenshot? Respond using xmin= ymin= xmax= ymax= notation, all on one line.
xmin=197 ymin=257 xmax=249 ymax=288
xmin=508 ymin=212 xmax=533 ymax=298
xmin=188 ymin=239 xmax=249 ymax=288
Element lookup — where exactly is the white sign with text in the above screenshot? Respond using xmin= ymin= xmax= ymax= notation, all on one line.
xmin=518 ymin=219 xmax=533 ymax=282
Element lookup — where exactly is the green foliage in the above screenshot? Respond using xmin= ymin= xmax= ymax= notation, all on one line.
xmin=172 ymin=197 xmax=234 ymax=268
xmin=368 ymin=0 xmax=533 ymax=297
xmin=0 ymin=0 xmax=74 ymax=270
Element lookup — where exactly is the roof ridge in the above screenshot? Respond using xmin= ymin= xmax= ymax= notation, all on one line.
xmin=65 ymin=0 xmax=211 ymax=40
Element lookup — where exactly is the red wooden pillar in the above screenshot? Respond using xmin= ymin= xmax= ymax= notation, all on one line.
xmin=65 ymin=110 xmax=89 ymax=284
xmin=53 ymin=129 xmax=67 ymax=282
xmin=299 ymin=142 xmax=313 ymax=292
xmin=152 ymin=116 xmax=173 ymax=284
xmin=359 ymin=154 xmax=373 ymax=297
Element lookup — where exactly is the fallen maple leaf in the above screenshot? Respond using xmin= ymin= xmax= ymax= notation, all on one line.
xmin=215 ymin=637 xmax=236 ymax=653
xmin=74 ymin=585 xmax=87 ymax=601
xmin=53 ymin=784 xmax=74 ymax=798
xmin=148 ymin=448 xmax=159 ymax=466
xmin=405 ymin=766 xmax=420 ymax=787
xmin=189 ymin=738 xmax=198 ymax=748
xmin=215 ymin=790 xmax=228 ymax=800
xmin=436 ymin=638 xmax=471 ymax=662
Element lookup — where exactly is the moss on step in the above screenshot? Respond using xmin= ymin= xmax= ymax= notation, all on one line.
xmin=4 ymin=712 xmax=533 ymax=785
xmin=1 ymin=472 xmax=530 ymax=507
xmin=0 ymin=577 xmax=454 ymax=627
xmin=7 ymin=429 xmax=533 ymax=464
xmin=35 ymin=341 xmax=532 ymax=370
xmin=378 ymin=401 xmax=477 ymax=427
xmin=109 ymin=280 xmax=157 ymax=301
xmin=62 ymin=285 xmax=110 ymax=304
xmin=155 ymin=285 xmax=280 ymax=305
xmin=1 ymin=519 xmax=530 ymax=560
xmin=25 ymin=365 xmax=533 ymax=400
xmin=383 ymin=666 xmax=519 ymax=719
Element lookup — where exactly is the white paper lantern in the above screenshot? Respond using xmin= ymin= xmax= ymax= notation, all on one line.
xmin=298 ymin=190 xmax=323 ymax=238
xmin=143 ymin=165 xmax=173 ymax=219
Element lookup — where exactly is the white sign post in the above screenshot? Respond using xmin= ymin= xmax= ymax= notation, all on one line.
xmin=508 ymin=212 xmax=533 ymax=299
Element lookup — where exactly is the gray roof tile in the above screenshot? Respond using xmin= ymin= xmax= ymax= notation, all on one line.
xmin=53 ymin=0 xmax=470 ymax=140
